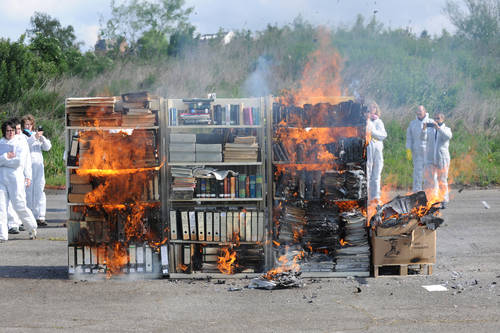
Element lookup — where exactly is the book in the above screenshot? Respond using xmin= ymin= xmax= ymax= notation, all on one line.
xmin=226 ymin=212 xmax=233 ymax=240
xmin=239 ymin=211 xmax=246 ymax=240
xmin=258 ymin=211 xmax=265 ymax=241
xmin=206 ymin=211 xmax=213 ymax=241
xmin=245 ymin=211 xmax=252 ymax=242
xmin=71 ymin=184 xmax=92 ymax=194
xmin=197 ymin=211 xmax=205 ymax=241
xmin=230 ymin=176 xmax=236 ymax=198
xmin=213 ymin=212 xmax=220 ymax=242
xmin=239 ymin=174 xmax=246 ymax=198
xmin=249 ymin=175 xmax=256 ymax=198
xmin=170 ymin=210 xmax=178 ymax=240
xmin=220 ymin=211 xmax=227 ymax=242
xmin=188 ymin=211 xmax=197 ymax=240
xmin=233 ymin=212 xmax=240 ymax=240
xmin=68 ymin=135 xmax=79 ymax=166
xmin=256 ymin=174 xmax=263 ymax=198
xmin=251 ymin=211 xmax=258 ymax=242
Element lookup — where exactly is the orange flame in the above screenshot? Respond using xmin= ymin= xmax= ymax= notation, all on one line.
xmin=217 ymin=247 xmax=238 ymax=274
xmin=264 ymin=249 xmax=304 ymax=279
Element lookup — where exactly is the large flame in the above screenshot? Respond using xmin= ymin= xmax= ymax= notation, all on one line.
xmin=217 ymin=247 xmax=238 ymax=274
xmin=74 ymin=127 xmax=161 ymax=277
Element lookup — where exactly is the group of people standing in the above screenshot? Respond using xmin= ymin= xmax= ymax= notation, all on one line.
xmin=366 ymin=103 xmax=452 ymax=207
xmin=0 ymin=115 xmax=51 ymax=242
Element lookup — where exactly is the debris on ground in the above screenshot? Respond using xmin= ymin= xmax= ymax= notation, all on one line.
xmin=248 ymin=271 xmax=304 ymax=290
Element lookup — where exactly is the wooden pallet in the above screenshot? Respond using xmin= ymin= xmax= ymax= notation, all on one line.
xmin=374 ymin=264 xmax=433 ymax=277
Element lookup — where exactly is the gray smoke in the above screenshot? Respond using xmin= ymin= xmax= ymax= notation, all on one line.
xmin=242 ymin=56 xmax=272 ymax=97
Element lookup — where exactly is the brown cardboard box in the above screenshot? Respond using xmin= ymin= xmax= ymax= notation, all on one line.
xmin=371 ymin=226 xmax=436 ymax=266
xmin=375 ymin=218 xmax=419 ymax=237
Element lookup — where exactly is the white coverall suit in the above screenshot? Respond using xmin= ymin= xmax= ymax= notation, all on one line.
xmin=406 ymin=113 xmax=430 ymax=192
xmin=7 ymin=134 xmax=32 ymax=230
xmin=26 ymin=134 xmax=51 ymax=222
xmin=366 ymin=117 xmax=387 ymax=202
xmin=0 ymin=137 xmax=37 ymax=241
xmin=424 ymin=123 xmax=452 ymax=203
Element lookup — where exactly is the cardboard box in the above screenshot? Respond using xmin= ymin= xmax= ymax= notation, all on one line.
xmin=371 ymin=226 xmax=436 ymax=266
xmin=375 ymin=218 xmax=419 ymax=237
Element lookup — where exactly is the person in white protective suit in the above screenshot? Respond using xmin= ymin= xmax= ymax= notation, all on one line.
xmin=406 ymin=105 xmax=431 ymax=192
xmin=366 ymin=102 xmax=387 ymax=204
xmin=22 ymin=114 xmax=51 ymax=226
xmin=7 ymin=118 xmax=32 ymax=234
xmin=0 ymin=120 xmax=37 ymax=242
xmin=423 ymin=113 xmax=452 ymax=208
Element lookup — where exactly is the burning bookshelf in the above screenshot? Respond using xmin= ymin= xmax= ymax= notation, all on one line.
xmin=269 ymin=99 xmax=371 ymax=277
xmin=66 ymin=92 xmax=167 ymax=278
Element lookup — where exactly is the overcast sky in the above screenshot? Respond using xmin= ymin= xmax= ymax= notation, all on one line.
xmin=0 ymin=0 xmax=456 ymax=50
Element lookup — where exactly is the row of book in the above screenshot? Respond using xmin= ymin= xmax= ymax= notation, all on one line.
xmin=66 ymin=92 xmax=159 ymax=127
xmin=272 ymin=100 xmax=367 ymax=127
xmin=68 ymin=172 xmax=160 ymax=203
xmin=170 ymin=210 xmax=266 ymax=242
xmin=194 ymin=174 xmax=263 ymax=199
xmin=68 ymin=129 xmax=159 ymax=168
xmin=169 ymin=105 xmax=260 ymax=126
xmin=68 ymin=243 xmax=169 ymax=275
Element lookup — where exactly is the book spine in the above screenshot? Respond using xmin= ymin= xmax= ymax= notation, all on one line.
xmin=230 ymin=176 xmax=236 ymax=198
xmin=239 ymin=174 xmax=246 ymax=198
xmin=249 ymin=175 xmax=256 ymax=198
xmin=256 ymin=174 xmax=263 ymax=198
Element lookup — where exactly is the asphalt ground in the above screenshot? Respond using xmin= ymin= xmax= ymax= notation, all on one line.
xmin=0 ymin=188 xmax=499 ymax=332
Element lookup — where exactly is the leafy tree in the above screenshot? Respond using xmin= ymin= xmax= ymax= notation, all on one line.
xmin=27 ymin=12 xmax=78 ymax=52
xmin=26 ymin=12 xmax=81 ymax=75
xmin=101 ymin=0 xmax=194 ymax=58
xmin=445 ymin=0 xmax=499 ymax=53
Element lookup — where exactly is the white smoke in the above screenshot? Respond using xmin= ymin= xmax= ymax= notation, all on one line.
xmin=242 ymin=56 xmax=272 ymax=97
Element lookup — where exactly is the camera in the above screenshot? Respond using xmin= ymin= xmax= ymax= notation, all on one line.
xmin=37 ymin=125 xmax=43 ymax=132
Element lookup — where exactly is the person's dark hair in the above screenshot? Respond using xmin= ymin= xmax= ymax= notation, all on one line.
xmin=1 ymin=120 xmax=16 ymax=138
xmin=9 ymin=117 xmax=20 ymax=126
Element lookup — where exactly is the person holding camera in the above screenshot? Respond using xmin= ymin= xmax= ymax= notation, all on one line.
xmin=21 ymin=115 xmax=51 ymax=226
xmin=406 ymin=105 xmax=431 ymax=192
xmin=423 ymin=113 xmax=452 ymax=208
xmin=0 ymin=120 xmax=37 ymax=241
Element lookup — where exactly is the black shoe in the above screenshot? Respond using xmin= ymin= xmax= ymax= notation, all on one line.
xmin=37 ymin=220 xmax=48 ymax=227
xmin=19 ymin=225 xmax=25 ymax=231
xmin=8 ymin=227 xmax=19 ymax=234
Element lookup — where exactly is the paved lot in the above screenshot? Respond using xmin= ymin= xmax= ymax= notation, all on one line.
xmin=0 ymin=189 xmax=499 ymax=332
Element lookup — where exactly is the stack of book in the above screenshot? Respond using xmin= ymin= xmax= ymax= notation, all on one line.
xmin=120 ymin=92 xmax=157 ymax=127
xmin=68 ymin=173 xmax=92 ymax=203
xmin=171 ymin=167 xmax=195 ymax=200
xmin=66 ymin=97 xmax=118 ymax=126
xmin=335 ymin=210 xmax=370 ymax=272
xmin=195 ymin=144 xmax=222 ymax=162
xmin=169 ymin=133 xmax=196 ymax=162
xmin=224 ymin=136 xmax=259 ymax=162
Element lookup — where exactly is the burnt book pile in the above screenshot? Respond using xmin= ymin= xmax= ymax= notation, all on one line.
xmin=336 ymin=210 xmax=370 ymax=272
xmin=224 ymin=136 xmax=259 ymax=162
xmin=272 ymin=141 xmax=291 ymax=162
xmin=324 ymin=168 xmax=367 ymax=200
xmin=171 ymin=167 xmax=195 ymax=200
xmin=66 ymin=97 xmax=118 ymax=126
xmin=119 ymin=91 xmax=158 ymax=127
xmin=272 ymin=100 xmax=367 ymax=127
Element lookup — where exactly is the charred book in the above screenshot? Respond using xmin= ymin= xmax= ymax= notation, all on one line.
xmin=271 ymin=100 xmax=370 ymax=275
